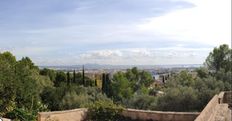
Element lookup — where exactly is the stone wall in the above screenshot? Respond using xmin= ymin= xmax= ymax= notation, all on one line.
xmin=223 ymin=91 xmax=232 ymax=104
xmin=37 ymin=108 xmax=199 ymax=121
xmin=122 ymin=109 xmax=199 ymax=121
xmin=37 ymin=108 xmax=87 ymax=121
xmin=2 ymin=118 xmax=11 ymax=121
xmin=213 ymin=104 xmax=231 ymax=121
xmin=194 ymin=91 xmax=232 ymax=121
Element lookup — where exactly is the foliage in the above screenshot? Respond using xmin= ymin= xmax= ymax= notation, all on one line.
xmin=111 ymin=72 xmax=133 ymax=102
xmin=5 ymin=108 xmax=37 ymax=121
xmin=160 ymin=69 xmax=227 ymax=111
xmin=196 ymin=67 xmax=209 ymax=78
xmin=124 ymin=94 xmax=157 ymax=110
xmin=40 ymin=68 xmax=56 ymax=82
xmin=86 ymin=100 xmax=124 ymax=121
xmin=15 ymin=57 xmax=52 ymax=111
xmin=0 ymin=52 xmax=17 ymax=115
xmin=204 ymin=44 xmax=232 ymax=90
xmin=205 ymin=44 xmax=231 ymax=72
xmin=40 ymin=85 xmax=110 ymax=111
xmin=55 ymin=71 xmax=67 ymax=86
xmin=0 ymin=44 xmax=231 ymax=120
xmin=0 ymin=52 xmax=52 ymax=120
xmin=155 ymin=86 xmax=198 ymax=111
xmin=110 ymin=67 xmax=153 ymax=102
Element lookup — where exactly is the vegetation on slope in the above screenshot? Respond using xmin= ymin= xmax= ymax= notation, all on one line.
xmin=0 ymin=44 xmax=231 ymax=120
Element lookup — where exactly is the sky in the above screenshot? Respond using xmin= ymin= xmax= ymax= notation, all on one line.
xmin=0 ymin=0 xmax=231 ymax=66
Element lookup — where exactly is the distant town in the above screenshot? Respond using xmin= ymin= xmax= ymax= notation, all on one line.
xmin=40 ymin=64 xmax=202 ymax=74
xmin=40 ymin=64 xmax=202 ymax=88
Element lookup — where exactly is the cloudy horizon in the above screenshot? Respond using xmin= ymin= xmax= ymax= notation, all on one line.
xmin=0 ymin=0 xmax=231 ymax=66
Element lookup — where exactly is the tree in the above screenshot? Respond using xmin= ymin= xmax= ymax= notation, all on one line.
xmin=75 ymin=72 xmax=82 ymax=85
xmin=196 ymin=67 xmax=209 ymax=78
xmin=102 ymin=73 xmax=111 ymax=96
xmin=110 ymin=67 xmax=154 ymax=102
xmin=166 ymin=70 xmax=194 ymax=88
xmin=0 ymin=52 xmax=52 ymax=120
xmin=15 ymin=57 xmax=52 ymax=111
xmin=41 ymin=85 xmax=110 ymax=111
xmin=73 ymin=70 xmax=76 ymax=83
xmin=85 ymin=76 xmax=94 ymax=87
xmin=95 ymin=79 xmax=97 ymax=86
xmin=126 ymin=94 xmax=157 ymax=110
xmin=40 ymin=68 xmax=56 ymax=82
xmin=156 ymin=86 xmax=198 ymax=111
xmin=82 ymin=65 xmax=85 ymax=86
xmin=67 ymin=72 xmax=70 ymax=86
xmin=124 ymin=67 xmax=153 ymax=92
xmin=204 ymin=44 xmax=232 ymax=89
xmin=55 ymin=71 xmax=67 ymax=86
xmin=102 ymin=73 xmax=106 ymax=93
xmin=111 ymin=72 xmax=133 ymax=102
xmin=205 ymin=44 xmax=231 ymax=72
xmin=105 ymin=73 xmax=111 ymax=96
xmin=139 ymin=70 xmax=153 ymax=87
xmin=0 ymin=52 xmax=17 ymax=115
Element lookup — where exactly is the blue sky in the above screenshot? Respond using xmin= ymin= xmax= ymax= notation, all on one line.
xmin=0 ymin=0 xmax=231 ymax=65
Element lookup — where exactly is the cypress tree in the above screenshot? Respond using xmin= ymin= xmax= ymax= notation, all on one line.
xmin=67 ymin=71 xmax=70 ymax=86
xmin=73 ymin=70 xmax=76 ymax=83
xmin=82 ymin=65 xmax=85 ymax=86
xmin=105 ymin=73 xmax=110 ymax=96
xmin=162 ymin=75 xmax=165 ymax=84
xmin=90 ymin=79 xmax=93 ymax=87
xmin=95 ymin=79 xmax=97 ymax=86
xmin=102 ymin=73 xmax=106 ymax=93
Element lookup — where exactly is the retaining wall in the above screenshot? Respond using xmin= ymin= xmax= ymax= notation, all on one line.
xmin=38 ymin=108 xmax=87 ymax=121
xmin=122 ymin=109 xmax=199 ymax=121
xmin=2 ymin=118 xmax=11 ymax=121
xmin=37 ymin=108 xmax=199 ymax=121
xmin=194 ymin=91 xmax=232 ymax=121
xmin=223 ymin=91 xmax=232 ymax=104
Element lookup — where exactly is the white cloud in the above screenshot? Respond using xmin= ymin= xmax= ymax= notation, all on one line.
xmin=77 ymin=48 xmax=211 ymax=65
xmin=2 ymin=46 xmax=211 ymax=65
xmin=137 ymin=0 xmax=231 ymax=46
xmin=79 ymin=50 xmax=123 ymax=59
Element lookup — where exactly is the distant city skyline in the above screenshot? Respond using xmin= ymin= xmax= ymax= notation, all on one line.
xmin=0 ymin=0 xmax=231 ymax=65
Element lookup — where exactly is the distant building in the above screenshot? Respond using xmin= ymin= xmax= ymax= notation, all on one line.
xmin=150 ymin=71 xmax=160 ymax=80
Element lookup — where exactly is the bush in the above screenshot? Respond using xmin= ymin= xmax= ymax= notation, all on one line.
xmin=86 ymin=100 xmax=124 ymax=121
xmin=5 ymin=108 xmax=36 ymax=121
xmin=124 ymin=94 xmax=157 ymax=110
xmin=156 ymin=86 xmax=198 ymax=111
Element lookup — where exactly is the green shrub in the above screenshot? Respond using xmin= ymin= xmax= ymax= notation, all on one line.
xmin=86 ymin=100 xmax=124 ymax=121
xmin=5 ymin=108 xmax=36 ymax=121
